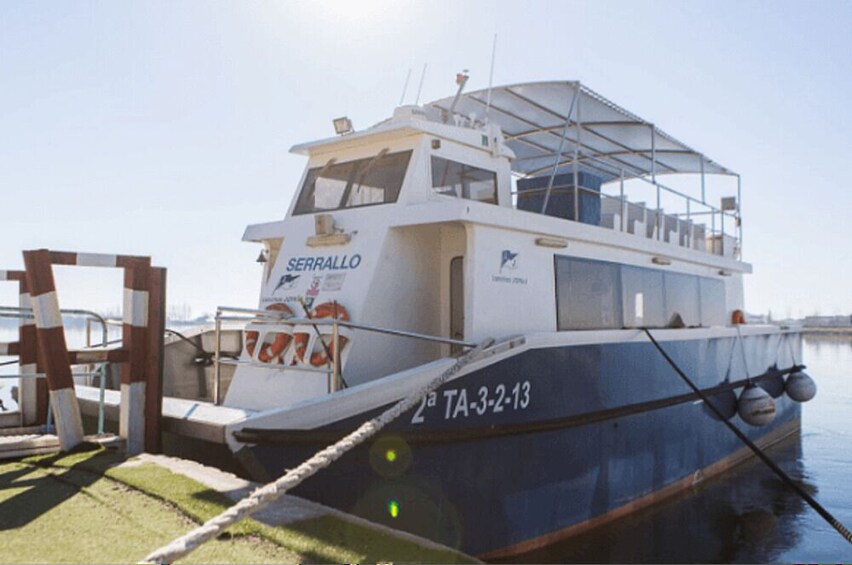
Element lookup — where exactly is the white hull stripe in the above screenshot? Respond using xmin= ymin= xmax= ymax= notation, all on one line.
xmin=31 ymin=291 xmax=63 ymax=330
xmin=0 ymin=270 xmax=7 ymax=281
xmin=123 ymin=289 xmax=149 ymax=328
xmin=19 ymin=363 xmax=36 ymax=374
xmin=76 ymin=253 xmax=118 ymax=268
xmin=0 ymin=343 xmax=13 ymax=355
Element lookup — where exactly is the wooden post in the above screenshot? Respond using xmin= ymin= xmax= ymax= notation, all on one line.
xmin=19 ymin=277 xmax=46 ymax=425
xmin=0 ymin=271 xmax=45 ymax=425
xmin=22 ymin=250 xmax=85 ymax=451
xmin=120 ymin=258 xmax=151 ymax=455
xmin=145 ymin=267 xmax=166 ymax=453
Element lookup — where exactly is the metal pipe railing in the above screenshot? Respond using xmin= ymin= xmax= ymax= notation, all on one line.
xmin=212 ymin=306 xmax=478 ymax=406
xmin=1 ymin=306 xmax=110 ymax=334
xmin=0 ymin=364 xmax=109 ymax=435
xmin=510 ymin=177 xmax=741 ymax=257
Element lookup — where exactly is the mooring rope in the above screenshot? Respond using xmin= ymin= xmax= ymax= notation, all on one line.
xmin=143 ymin=337 xmax=495 ymax=564
xmin=643 ymin=328 xmax=852 ymax=544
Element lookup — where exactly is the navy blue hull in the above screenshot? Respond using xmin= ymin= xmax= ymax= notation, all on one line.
xmin=236 ymin=333 xmax=801 ymax=557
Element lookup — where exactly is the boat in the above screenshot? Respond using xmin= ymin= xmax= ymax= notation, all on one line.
xmin=89 ymin=78 xmax=810 ymax=557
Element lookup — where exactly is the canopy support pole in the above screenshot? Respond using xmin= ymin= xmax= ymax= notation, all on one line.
xmin=540 ymin=85 xmax=579 ymax=215
xmin=573 ymin=89 xmax=582 ymax=222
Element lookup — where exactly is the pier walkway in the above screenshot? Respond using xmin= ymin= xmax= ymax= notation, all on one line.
xmin=0 ymin=427 xmax=123 ymax=461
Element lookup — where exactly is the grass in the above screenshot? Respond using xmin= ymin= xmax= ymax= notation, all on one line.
xmin=0 ymin=445 xmax=477 ymax=564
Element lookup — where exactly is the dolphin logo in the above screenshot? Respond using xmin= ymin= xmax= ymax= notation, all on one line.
xmin=500 ymin=250 xmax=518 ymax=272
xmin=274 ymin=274 xmax=300 ymax=293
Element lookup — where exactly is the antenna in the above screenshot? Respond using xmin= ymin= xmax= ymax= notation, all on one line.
xmin=485 ymin=33 xmax=497 ymax=119
xmin=414 ymin=63 xmax=428 ymax=105
xmin=399 ymin=68 xmax=412 ymax=106
xmin=445 ymin=69 xmax=470 ymax=123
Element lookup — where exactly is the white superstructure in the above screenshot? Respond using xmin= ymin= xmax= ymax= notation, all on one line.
xmin=223 ymin=80 xmax=748 ymax=412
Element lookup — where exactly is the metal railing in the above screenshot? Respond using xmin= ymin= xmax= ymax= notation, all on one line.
xmin=0 ymin=306 xmax=114 ymax=435
xmin=212 ymin=305 xmax=476 ymax=406
xmin=0 ymin=306 xmax=112 ymax=348
xmin=85 ymin=317 xmax=122 ymax=349
xmin=512 ymin=172 xmax=741 ymax=259
xmin=0 ymin=362 xmax=110 ymax=435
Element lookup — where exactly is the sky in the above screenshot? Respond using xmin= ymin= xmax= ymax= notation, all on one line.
xmin=1 ymin=0 xmax=850 ymax=319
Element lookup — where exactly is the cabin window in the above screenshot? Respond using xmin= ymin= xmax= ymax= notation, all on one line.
xmin=555 ymin=257 xmax=622 ymax=330
xmin=293 ymin=150 xmax=412 ymax=214
xmin=663 ymin=272 xmax=701 ymax=326
xmin=622 ymin=266 xmax=664 ymax=328
xmin=555 ymin=255 xmax=727 ymax=330
xmin=431 ymin=156 xmax=497 ymax=204
xmin=699 ymin=278 xmax=726 ymax=326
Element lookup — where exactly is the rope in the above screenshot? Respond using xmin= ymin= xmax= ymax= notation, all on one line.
xmin=643 ymin=328 xmax=852 ymax=544
xmin=143 ymin=337 xmax=495 ymax=564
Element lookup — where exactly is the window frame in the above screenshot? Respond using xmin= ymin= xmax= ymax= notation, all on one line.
xmin=293 ymin=150 xmax=413 ymax=215
xmin=554 ymin=254 xmax=728 ymax=331
xmin=430 ymin=155 xmax=499 ymax=205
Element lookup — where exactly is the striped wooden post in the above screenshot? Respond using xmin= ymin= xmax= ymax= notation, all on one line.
xmin=22 ymin=250 xmax=85 ymax=450
xmin=18 ymin=249 xmax=165 ymax=453
xmin=120 ymin=258 xmax=151 ymax=455
xmin=50 ymin=250 xmax=159 ymax=453
xmin=0 ymin=270 xmax=47 ymax=426
xmin=51 ymin=251 xmax=155 ymax=454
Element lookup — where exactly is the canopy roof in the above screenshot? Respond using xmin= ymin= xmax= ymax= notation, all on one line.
xmin=426 ymin=81 xmax=736 ymax=183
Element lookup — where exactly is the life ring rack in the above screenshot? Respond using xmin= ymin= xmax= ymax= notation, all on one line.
xmin=243 ymin=301 xmax=351 ymax=367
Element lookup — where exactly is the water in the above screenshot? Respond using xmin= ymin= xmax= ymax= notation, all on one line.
xmin=0 ymin=324 xmax=123 ymax=410
xmin=2 ymin=329 xmax=850 ymax=561
xmin=504 ymin=335 xmax=852 ymax=563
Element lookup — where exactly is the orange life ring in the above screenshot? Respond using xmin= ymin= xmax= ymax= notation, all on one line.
xmin=310 ymin=302 xmax=350 ymax=367
xmin=245 ymin=303 xmax=295 ymax=362
xmin=731 ymin=309 xmax=746 ymax=325
xmin=291 ymin=302 xmax=350 ymax=367
xmin=245 ymin=331 xmax=259 ymax=356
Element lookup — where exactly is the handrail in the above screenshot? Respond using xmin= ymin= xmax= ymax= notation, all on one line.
xmin=212 ymin=306 xmax=478 ymax=406
xmin=0 ymin=306 xmax=111 ymax=351
xmin=0 ymin=306 xmax=112 ymax=433
xmin=511 ymin=175 xmax=741 ymax=258
xmin=0 ymin=363 xmax=110 ymax=435
xmin=216 ymin=315 xmax=475 ymax=347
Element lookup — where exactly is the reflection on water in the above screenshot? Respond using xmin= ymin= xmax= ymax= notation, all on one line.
xmin=502 ymin=335 xmax=852 ymax=564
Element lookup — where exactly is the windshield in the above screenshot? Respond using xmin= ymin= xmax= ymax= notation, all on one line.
xmin=293 ymin=150 xmax=412 ymax=214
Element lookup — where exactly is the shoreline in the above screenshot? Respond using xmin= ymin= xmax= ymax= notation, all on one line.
xmin=802 ymin=327 xmax=852 ymax=336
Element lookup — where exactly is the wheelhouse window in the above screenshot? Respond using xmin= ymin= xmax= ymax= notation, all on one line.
xmin=431 ymin=156 xmax=498 ymax=204
xmin=293 ymin=150 xmax=411 ymax=214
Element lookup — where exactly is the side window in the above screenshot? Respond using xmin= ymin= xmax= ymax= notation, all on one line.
xmin=555 ymin=255 xmax=727 ymax=330
xmin=431 ymin=156 xmax=497 ymax=204
xmin=699 ymin=278 xmax=726 ymax=326
xmin=663 ymin=272 xmax=700 ymax=326
xmin=556 ymin=257 xmax=622 ymax=330
xmin=622 ymin=266 xmax=664 ymax=328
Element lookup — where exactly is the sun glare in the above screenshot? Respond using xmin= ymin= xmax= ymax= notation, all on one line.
xmin=300 ymin=0 xmax=402 ymax=29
